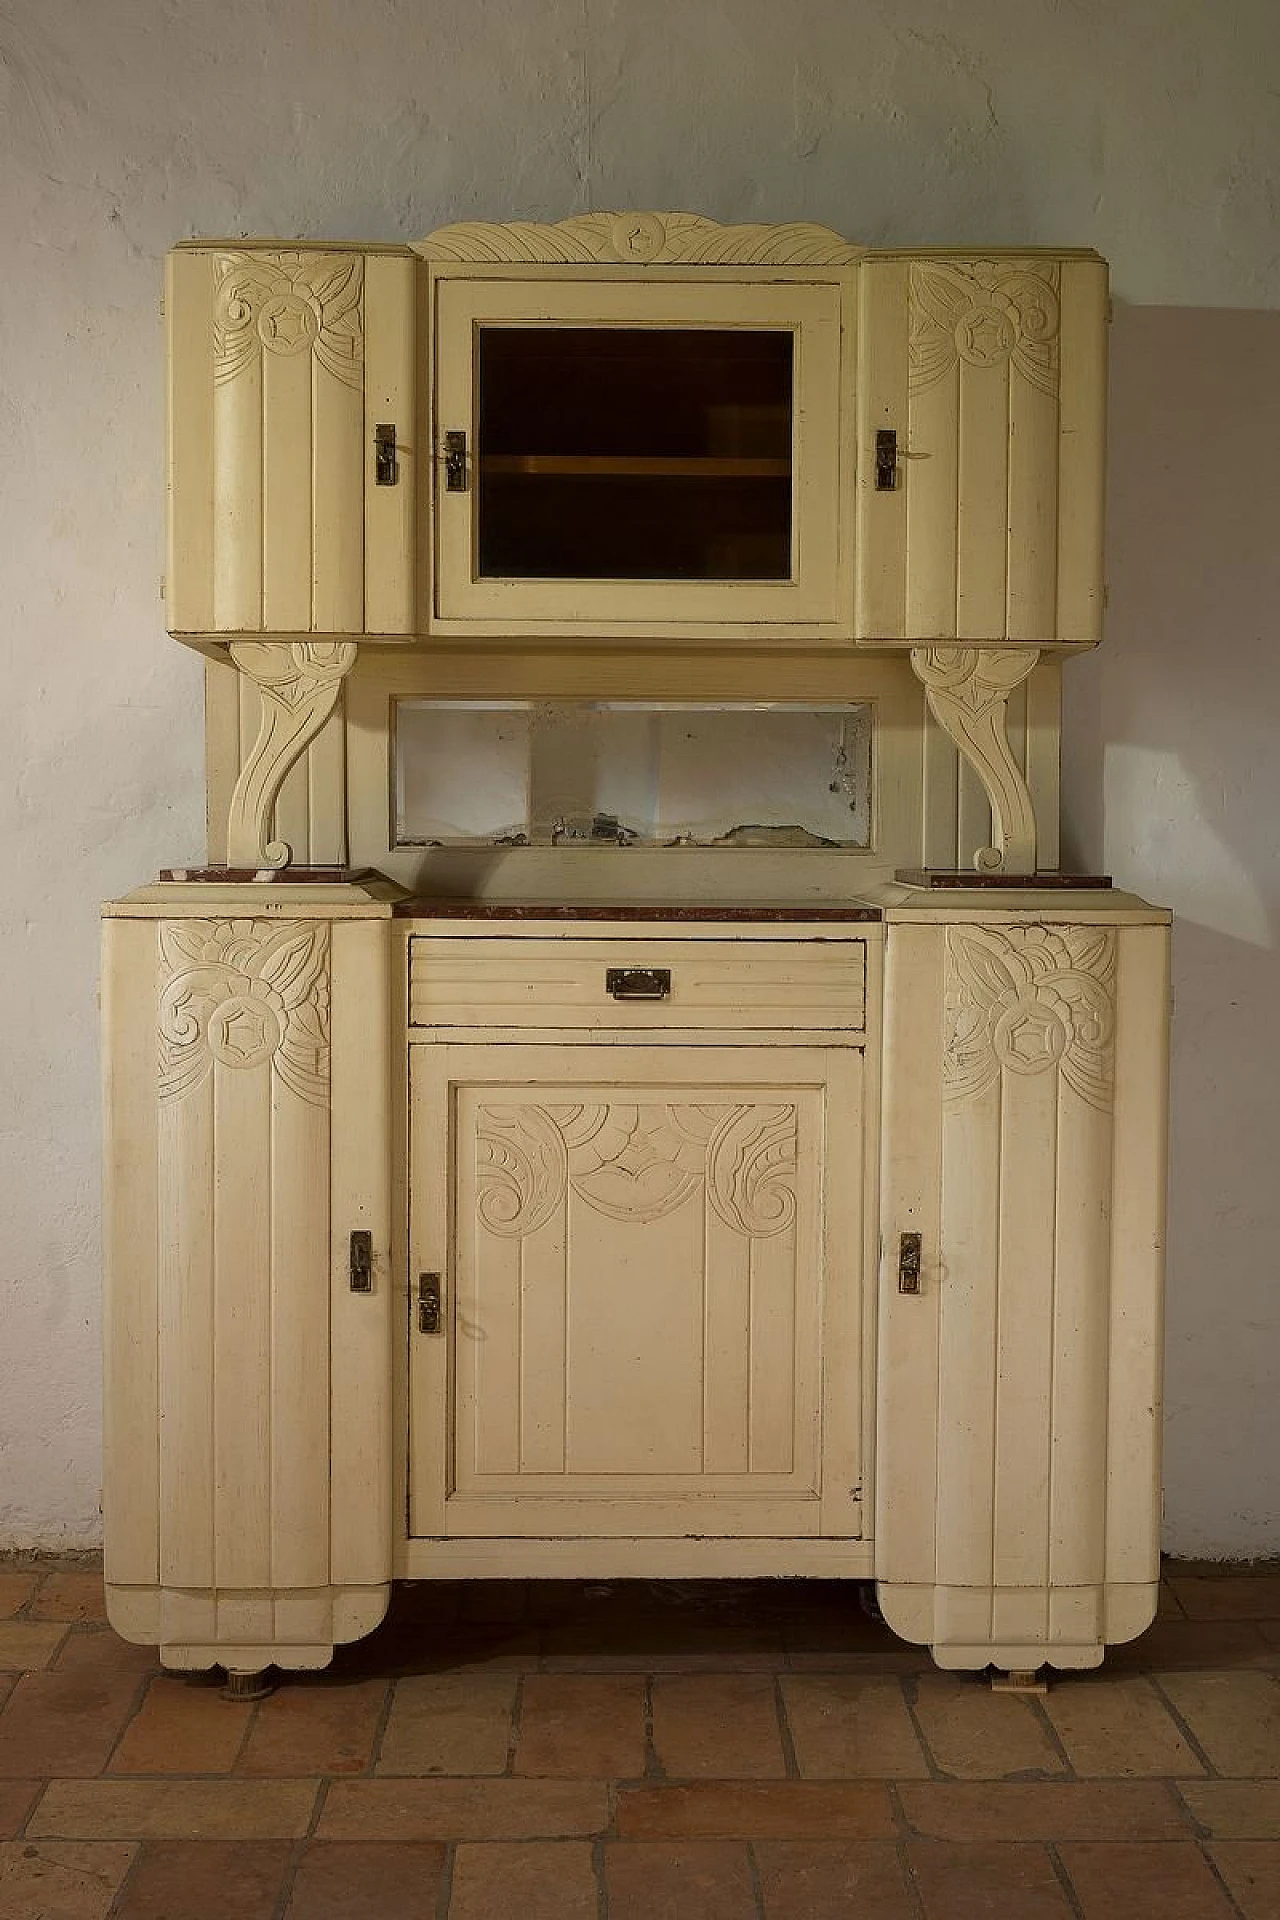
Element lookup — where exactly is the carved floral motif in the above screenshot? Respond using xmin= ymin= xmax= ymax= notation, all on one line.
xmin=226 ymin=641 xmax=358 ymax=869
xmin=158 ymin=919 xmax=330 ymax=1107
xmin=944 ymin=924 xmax=1115 ymax=1111
xmin=212 ymin=250 xmax=364 ymax=389
xmin=476 ymin=1102 xmax=798 ymax=1236
xmin=417 ymin=211 xmax=858 ymax=267
xmin=908 ymin=258 xmax=1060 ymax=397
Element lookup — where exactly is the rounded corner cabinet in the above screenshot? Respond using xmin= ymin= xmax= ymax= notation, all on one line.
xmin=103 ymin=212 xmax=1169 ymax=1684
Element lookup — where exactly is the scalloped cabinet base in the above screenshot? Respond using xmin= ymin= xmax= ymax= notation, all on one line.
xmin=875 ymin=905 xmax=1171 ymax=1672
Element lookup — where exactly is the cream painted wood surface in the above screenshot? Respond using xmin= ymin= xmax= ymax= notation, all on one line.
xmin=101 ymin=904 xmax=395 ymax=1672
xmin=408 ymin=1040 xmax=863 ymax=1543
xmin=875 ymin=911 xmax=1170 ymax=1670
xmin=855 ymin=253 xmax=1108 ymax=647
xmin=166 ymin=244 xmax=420 ymax=639
xmin=430 ymin=275 xmax=849 ymax=637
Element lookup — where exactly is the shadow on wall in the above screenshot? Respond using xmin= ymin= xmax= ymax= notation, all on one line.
xmin=1063 ymin=304 xmax=1280 ymax=1558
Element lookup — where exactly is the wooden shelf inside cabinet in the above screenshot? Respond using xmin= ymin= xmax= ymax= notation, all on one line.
xmin=482 ymin=455 xmax=792 ymax=479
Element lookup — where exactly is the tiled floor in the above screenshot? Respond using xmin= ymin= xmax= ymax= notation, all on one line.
xmin=2 ymin=1562 xmax=1280 ymax=1916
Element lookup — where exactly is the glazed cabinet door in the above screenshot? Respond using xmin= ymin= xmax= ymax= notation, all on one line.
xmin=166 ymin=243 xmax=421 ymax=638
xmin=102 ymin=910 xmax=394 ymax=1671
xmin=429 ymin=275 xmax=849 ymax=638
xmin=875 ymin=915 xmax=1170 ymax=1671
xmin=855 ymin=252 xmax=1108 ymax=646
xmin=409 ymin=1043 xmax=863 ymax=1539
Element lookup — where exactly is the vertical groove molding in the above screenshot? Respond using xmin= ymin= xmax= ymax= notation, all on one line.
xmin=854 ymin=253 xmax=1105 ymax=648
xmin=102 ymin=908 xmax=394 ymax=1668
xmin=168 ymin=244 xmax=424 ymax=640
xmin=876 ymin=914 xmax=1168 ymax=1670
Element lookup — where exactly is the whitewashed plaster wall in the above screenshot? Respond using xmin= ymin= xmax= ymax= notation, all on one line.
xmin=1 ymin=0 xmax=1277 ymax=1552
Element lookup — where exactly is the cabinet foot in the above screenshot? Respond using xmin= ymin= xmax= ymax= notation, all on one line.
xmin=990 ymin=1667 xmax=1048 ymax=1695
xmin=221 ymin=1669 xmax=276 ymax=1701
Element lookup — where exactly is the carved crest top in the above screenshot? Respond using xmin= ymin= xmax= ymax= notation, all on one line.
xmin=414 ymin=211 xmax=860 ymax=268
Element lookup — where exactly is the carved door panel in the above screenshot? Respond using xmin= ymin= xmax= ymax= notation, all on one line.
xmin=854 ymin=253 xmax=1108 ymax=646
xmin=876 ymin=917 xmax=1170 ymax=1670
xmin=409 ymin=1044 xmax=863 ymax=1539
xmin=166 ymin=243 xmax=420 ymax=638
xmin=102 ymin=912 xmax=394 ymax=1669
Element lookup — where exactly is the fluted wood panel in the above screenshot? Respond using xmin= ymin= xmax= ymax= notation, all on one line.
xmin=168 ymin=245 xmax=420 ymax=639
xmin=855 ymin=254 xmax=1107 ymax=647
xmin=102 ymin=908 xmax=395 ymax=1668
xmin=409 ymin=1042 xmax=862 ymax=1541
xmin=876 ymin=914 xmax=1169 ymax=1669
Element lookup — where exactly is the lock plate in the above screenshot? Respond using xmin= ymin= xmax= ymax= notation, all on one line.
xmin=898 ymin=1231 xmax=922 ymax=1295
xmin=418 ymin=1272 xmax=442 ymax=1334
xmin=349 ymin=1230 xmax=372 ymax=1293
xmin=606 ymin=967 xmax=671 ymax=1001
xmin=444 ymin=431 xmax=468 ymax=492
xmin=875 ymin=429 xmax=898 ymax=492
xmin=374 ymin=424 xmax=398 ymax=487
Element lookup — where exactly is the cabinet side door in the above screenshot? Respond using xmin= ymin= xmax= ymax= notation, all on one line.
xmin=363 ymin=253 xmax=423 ymax=636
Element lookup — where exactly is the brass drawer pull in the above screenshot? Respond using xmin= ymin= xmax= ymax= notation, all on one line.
xmin=606 ymin=967 xmax=671 ymax=1001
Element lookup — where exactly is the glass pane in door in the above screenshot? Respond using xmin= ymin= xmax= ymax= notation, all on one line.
xmin=476 ymin=328 xmax=793 ymax=580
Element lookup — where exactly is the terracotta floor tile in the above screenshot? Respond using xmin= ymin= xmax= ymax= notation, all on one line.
xmin=0 ymin=1781 xmax=39 ymax=1839
xmin=109 ymin=1675 xmax=252 ymax=1774
xmin=317 ymin=1777 xmax=608 ymax=1840
xmin=781 ymin=1674 xmax=928 ymax=1779
xmin=755 ymin=1838 xmax=917 ymax=1918
xmin=906 ymin=1839 xmax=1075 ymax=1918
xmin=0 ymin=1576 xmax=37 ymax=1622
xmin=29 ymin=1779 xmax=318 ymax=1840
xmin=541 ymin=1620 xmax=782 ymax=1671
xmin=1173 ymin=1576 xmax=1280 ymax=1622
xmin=1180 ymin=1782 xmax=1280 ymax=1838
xmin=113 ymin=1840 xmax=293 ymax=1919
xmin=651 ymin=1673 xmax=786 ymax=1779
xmin=53 ymin=1630 xmax=160 ymax=1681
xmin=606 ymin=1839 xmax=756 ymax=1918
xmin=34 ymin=1573 xmax=108 ymax=1625
xmin=1110 ymin=1619 xmax=1272 ymax=1670
xmin=898 ymin=1779 xmax=1191 ymax=1840
xmin=376 ymin=1671 xmax=516 ymax=1776
xmin=284 ymin=1840 xmax=446 ymax=1918
xmin=238 ymin=1675 xmax=387 ymax=1776
xmin=515 ymin=1674 xmax=646 ymax=1778
xmin=0 ymin=1840 xmax=135 ymax=1920
xmin=616 ymin=1781 xmax=895 ymax=1840
xmin=0 ymin=1621 xmax=67 ymax=1671
xmin=1160 ymin=1672 xmax=1280 ymax=1775
xmin=449 ymin=1840 xmax=599 ymax=1919
xmin=0 ymin=1667 xmax=142 ymax=1777
xmin=1210 ymin=1840 xmax=1280 ymax=1919
xmin=1044 ymin=1674 xmax=1206 ymax=1777
xmin=910 ymin=1673 xmax=1064 ymax=1779
xmin=1059 ymin=1840 xmax=1237 ymax=1917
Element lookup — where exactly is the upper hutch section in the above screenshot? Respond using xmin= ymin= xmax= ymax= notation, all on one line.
xmin=165 ymin=215 xmax=1107 ymax=649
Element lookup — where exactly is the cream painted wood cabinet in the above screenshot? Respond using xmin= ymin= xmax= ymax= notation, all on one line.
xmin=876 ymin=900 xmax=1170 ymax=1671
xmin=163 ymin=216 xmax=1108 ymax=649
xmin=166 ymin=244 xmax=420 ymax=638
xmin=101 ymin=211 xmax=1168 ymax=1687
xmin=101 ymin=894 xmax=396 ymax=1673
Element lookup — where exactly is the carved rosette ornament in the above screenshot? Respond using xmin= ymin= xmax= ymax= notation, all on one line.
xmin=908 ymin=258 xmax=1060 ymax=398
xmin=212 ymin=250 xmax=364 ymax=390
xmin=944 ymin=924 xmax=1115 ymax=1112
xmin=416 ymin=211 xmax=859 ymax=267
xmin=158 ymin=919 xmax=330 ymax=1107
xmin=476 ymin=1102 xmax=798 ymax=1236
xmin=910 ymin=647 xmax=1041 ymax=874
xmin=226 ymin=641 xmax=357 ymax=868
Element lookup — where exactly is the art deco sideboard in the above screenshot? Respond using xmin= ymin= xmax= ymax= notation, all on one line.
xmin=102 ymin=214 xmax=1169 ymax=1686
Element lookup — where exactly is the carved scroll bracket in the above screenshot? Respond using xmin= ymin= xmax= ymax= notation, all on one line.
xmin=226 ymin=641 xmax=357 ymax=869
xmin=910 ymin=647 xmax=1041 ymax=875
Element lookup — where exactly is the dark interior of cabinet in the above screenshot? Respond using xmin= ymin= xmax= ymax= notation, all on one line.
xmin=476 ymin=327 xmax=793 ymax=581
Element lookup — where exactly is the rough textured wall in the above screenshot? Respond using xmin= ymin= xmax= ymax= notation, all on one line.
xmin=1 ymin=0 xmax=1277 ymax=1551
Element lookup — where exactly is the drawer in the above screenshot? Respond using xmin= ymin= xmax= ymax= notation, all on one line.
xmin=409 ymin=935 xmax=867 ymax=1032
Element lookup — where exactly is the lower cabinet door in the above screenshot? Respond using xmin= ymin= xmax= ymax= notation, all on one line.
xmin=409 ymin=1043 xmax=863 ymax=1540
